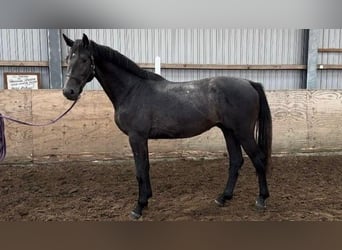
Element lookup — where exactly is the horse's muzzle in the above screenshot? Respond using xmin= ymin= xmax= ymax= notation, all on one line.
xmin=63 ymin=88 xmax=79 ymax=101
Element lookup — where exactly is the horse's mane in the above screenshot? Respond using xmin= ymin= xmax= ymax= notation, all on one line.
xmin=90 ymin=41 xmax=165 ymax=81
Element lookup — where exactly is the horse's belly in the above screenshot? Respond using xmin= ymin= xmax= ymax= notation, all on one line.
xmin=148 ymin=118 xmax=215 ymax=139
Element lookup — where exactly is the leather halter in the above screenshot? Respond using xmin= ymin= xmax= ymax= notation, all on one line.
xmin=66 ymin=55 xmax=96 ymax=84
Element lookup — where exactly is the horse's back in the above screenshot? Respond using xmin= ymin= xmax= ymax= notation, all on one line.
xmin=153 ymin=76 xmax=260 ymax=123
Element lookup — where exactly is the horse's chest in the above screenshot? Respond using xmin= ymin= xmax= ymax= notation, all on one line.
xmin=114 ymin=110 xmax=130 ymax=135
xmin=114 ymin=108 xmax=147 ymax=135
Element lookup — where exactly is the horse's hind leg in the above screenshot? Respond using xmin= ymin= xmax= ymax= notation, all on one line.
xmin=215 ymin=128 xmax=244 ymax=206
xmin=239 ymin=135 xmax=269 ymax=209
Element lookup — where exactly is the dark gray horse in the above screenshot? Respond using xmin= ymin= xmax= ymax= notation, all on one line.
xmin=62 ymin=33 xmax=272 ymax=219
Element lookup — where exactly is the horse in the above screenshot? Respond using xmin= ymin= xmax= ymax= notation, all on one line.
xmin=62 ymin=33 xmax=272 ymax=219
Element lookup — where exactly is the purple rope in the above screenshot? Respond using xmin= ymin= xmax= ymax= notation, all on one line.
xmin=0 ymin=100 xmax=78 ymax=161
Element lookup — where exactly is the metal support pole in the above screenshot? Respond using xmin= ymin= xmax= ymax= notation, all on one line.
xmin=306 ymin=29 xmax=320 ymax=89
xmin=155 ymin=56 xmax=161 ymax=75
xmin=48 ymin=29 xmax=63 ymax=89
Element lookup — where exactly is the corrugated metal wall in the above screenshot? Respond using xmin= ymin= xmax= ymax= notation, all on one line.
xmin=1 ymin=29 xmax=342 ymax=90
xmin=0 ymin=29 xmax=48 ymax=61
xmin=161 ymin=69 xmax=306 ymax=90
xmin=62 ymin=29 xmax=307 ymax=90
xmin=317 ymin=29 xmax=342 ymax=89
xmin=0 ymin=29 xmax=49 ymax=89
xmin=63 ymin=29 xmax=306 ymax=64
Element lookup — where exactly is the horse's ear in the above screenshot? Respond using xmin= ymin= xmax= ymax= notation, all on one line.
xmin=63 ymin=33 xmax=74 ymax=47
xmin=82 ymin=33 xmax=90 ymax=48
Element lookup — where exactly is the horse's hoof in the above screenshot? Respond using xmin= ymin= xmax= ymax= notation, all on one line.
xmin=255 ymin=197 xmax=266 ymax=210
xmin=130 ymin=210 xmax=142 ymax=220
xmin=214 ymin=198 xmax=225 ymax=207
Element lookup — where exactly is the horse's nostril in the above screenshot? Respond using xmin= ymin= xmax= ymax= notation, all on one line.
xmin=63 ymin=88 xmax=76 ymax=99
xmin=63 ymin=88 xmax=71 ymax=95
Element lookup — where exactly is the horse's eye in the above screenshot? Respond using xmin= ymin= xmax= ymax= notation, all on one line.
xmin=71 ymin=53 xmax=76 ymax=58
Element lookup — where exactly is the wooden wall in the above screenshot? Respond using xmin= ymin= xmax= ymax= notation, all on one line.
xmin=0 ymin=89 xmax=341 ymax=163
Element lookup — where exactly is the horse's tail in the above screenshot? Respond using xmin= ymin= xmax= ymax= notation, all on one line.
xmin=250 ymin=81 xmax=272 ymax=174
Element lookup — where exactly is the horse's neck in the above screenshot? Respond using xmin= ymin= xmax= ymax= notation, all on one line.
xmin=95 ymin=62 xmax=138 ymax=109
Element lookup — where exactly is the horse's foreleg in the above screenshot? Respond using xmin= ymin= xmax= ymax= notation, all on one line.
xmin=128 ymin=134 xmax=152 ymax=219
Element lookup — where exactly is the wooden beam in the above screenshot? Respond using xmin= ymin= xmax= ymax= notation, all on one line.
xmin=62 ymin=62 xmax=307 ymax=70
xmin=0 ymin=61 xmax=49 ymax=67
xmin=3 ymin=61 xmax=342 ymax=71
xmin=317 ymin=64 xmax=342 ymax=70
xmin=318 ymin=48 xmax=342 ymax=53
xmin=137 ymin=63 xmax=307 ymax=70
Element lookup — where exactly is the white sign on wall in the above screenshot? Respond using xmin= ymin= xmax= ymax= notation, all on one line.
xmin=4 ymin=73 xmax=41 ymax=89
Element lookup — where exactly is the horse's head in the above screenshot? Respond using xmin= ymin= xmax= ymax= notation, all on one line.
xmin=62 ymin=33 xmax=95 ymax=101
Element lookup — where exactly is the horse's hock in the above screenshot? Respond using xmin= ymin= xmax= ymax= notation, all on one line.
xmin=0 ymin=89 xmax=342 ymax=163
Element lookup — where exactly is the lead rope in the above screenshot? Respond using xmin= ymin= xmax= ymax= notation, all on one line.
xmin=0 ymin=99 xmax=78 ymax=161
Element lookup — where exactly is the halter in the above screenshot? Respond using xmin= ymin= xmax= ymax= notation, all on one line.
xmin=66 ymin=55 xmax=96 ymax=84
